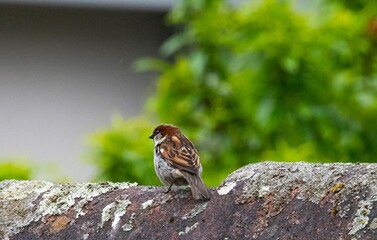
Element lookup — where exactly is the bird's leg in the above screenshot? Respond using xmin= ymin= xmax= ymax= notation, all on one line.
xmin=165 ymin=182 xmax=174 ymax=193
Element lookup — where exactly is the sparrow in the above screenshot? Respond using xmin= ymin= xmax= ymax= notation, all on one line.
xmin=149 ymin=124 xmax=212 ymax=200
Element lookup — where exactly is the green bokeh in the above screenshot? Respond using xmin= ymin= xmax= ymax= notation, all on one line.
xmin=0 ymin=160 xmax=32 ymax=181
xmin=87 ymin=116 xmax=159 ymax=184
xmin=88 ymin=0 xmax=377 ymax=186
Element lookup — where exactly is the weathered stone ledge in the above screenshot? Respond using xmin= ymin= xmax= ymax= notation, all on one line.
xmin=1 ymin=162 xmax=377 ymax=239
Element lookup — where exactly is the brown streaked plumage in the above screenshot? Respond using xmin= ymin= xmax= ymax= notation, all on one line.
xmin=149 ymin=124 xmax=211 ymax=200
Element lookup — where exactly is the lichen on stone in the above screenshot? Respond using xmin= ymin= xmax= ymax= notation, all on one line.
xmin=0 ymin=180 xmax=54 ymax=236
xmin=0 ymin=180 xmax=137 ymax=238
xmin=182 ymin=202 xmax=208 ymax=220
xmin=99 ymin=196 xmax=131 ymax=230
xmin=122 ymin=223 xmax=133 ymax=232
xmin=178 ymin=222 xmax=199 ymax=236
xmin=122 ymin=213 xmax=136 ymax=232
xmin=2 ymin=162 xmax=377 ymax=239
xmin=221 ymin=162 xmax=377 ymax=236
xmin=100 ymin=202 xmax=115 ymax=229
xmin=369 ymin=218 xmax=377 ymax=230
xmin=349 ymin=201 xmax=373 ymax=235
xmin=141 ymin=199 xmax=154 ymax=209
xmin=112 ymin=199 xmax=132 ymax=229
xmin=40 ymin=182 xmax=136 ymax=218
xmin=217 ymin=182 xmax=236 ymax=196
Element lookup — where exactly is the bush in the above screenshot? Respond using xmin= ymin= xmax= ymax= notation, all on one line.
xmin=0 ymin=160 xmax=32 ymax=181
xmin=88 ymin=0 xmax=377 ymax=186
xmin=87 ymin=116 xmax=159 ymax=184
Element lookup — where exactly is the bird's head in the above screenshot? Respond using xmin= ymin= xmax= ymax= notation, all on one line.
xmin=149 ymin=124 xmax=181 ymax=142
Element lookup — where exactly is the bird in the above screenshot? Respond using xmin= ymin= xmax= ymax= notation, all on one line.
xmin=149 ymin=124 xmax=212 ymax=200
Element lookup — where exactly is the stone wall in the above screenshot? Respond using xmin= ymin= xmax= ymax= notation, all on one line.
xmin=1 ymin=162 xmax=377 ymax=239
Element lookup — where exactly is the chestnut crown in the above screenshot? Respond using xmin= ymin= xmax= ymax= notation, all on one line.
xmin=149 ymin=124 xmax=181 ymax=139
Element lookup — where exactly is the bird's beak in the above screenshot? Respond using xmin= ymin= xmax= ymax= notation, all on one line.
xmin=148 ymin=134 xmax=154 ymax=139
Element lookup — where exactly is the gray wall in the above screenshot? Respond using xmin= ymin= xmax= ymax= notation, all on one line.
xmin=0 ymin=4 xmax=170 ymax=181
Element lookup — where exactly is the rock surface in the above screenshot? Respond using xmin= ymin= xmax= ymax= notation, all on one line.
xmin=1 ymin=162 xmax=377 ymax=239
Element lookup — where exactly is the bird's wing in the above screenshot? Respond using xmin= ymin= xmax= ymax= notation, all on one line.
xmin=158 ymin=134 xmax=200 ymax=174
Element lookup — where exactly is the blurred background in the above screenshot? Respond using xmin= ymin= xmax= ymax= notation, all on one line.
xmin=1 ymin=0 xmax=377 ymax=186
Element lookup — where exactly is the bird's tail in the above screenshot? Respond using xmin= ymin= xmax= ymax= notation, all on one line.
xmin=181 ymin=172 xmax=212 ymax=200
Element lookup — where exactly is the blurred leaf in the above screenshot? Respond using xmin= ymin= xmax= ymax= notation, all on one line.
xmin=87 ymin=116 xmax=158 ymax=184
xmin=133 ymin=58 xmax=169 ymax=72
xmin=160 ymin=32 xmax=194 ymax=57
xmin=89 ymin=0 xmax=377 ymax=187
xmin=0 ymin=159 xmax=32 ymax=180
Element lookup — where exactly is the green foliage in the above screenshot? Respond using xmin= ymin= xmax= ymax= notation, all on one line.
xmin=89 ymin=0 xmax=377 ymax=186
xmin=87 ymin=116 xmax=159 ymax=184
xmin=0 ymin=160 xmax=32 ymax=180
